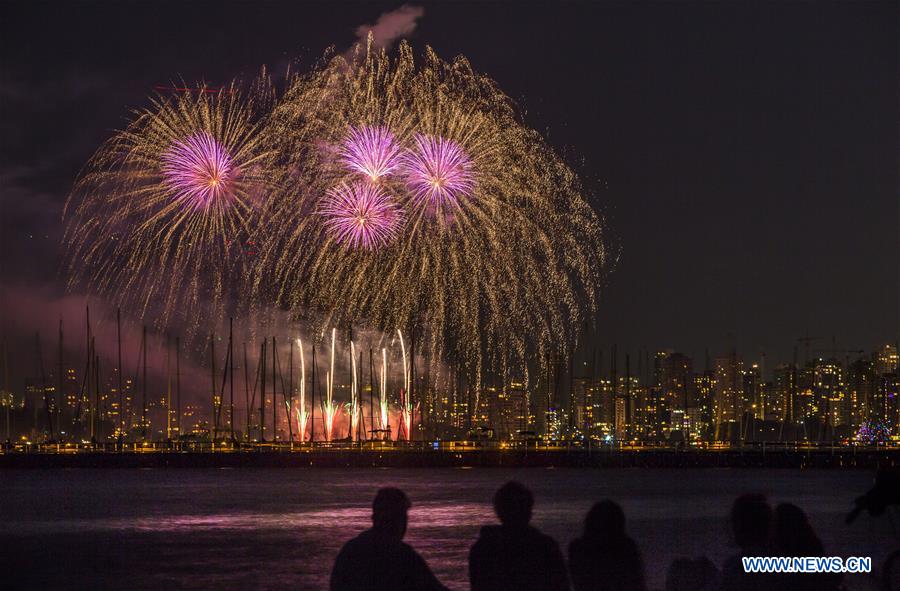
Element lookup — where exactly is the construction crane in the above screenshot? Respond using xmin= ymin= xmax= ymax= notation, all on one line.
xmin=796 ymin=335 xmax=823 ymax=364
xmin=814 ymin=348 xmax=864 ymax=359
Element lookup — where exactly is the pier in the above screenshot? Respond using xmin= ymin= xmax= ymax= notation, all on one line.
xmin=2 ymin=441 xmax=897 ymax=470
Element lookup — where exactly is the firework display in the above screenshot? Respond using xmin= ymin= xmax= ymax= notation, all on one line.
xmin=257 ymin=40 xmax=606 ymax=391
xmin=63 ymin=78 xmax=275 ymax=324
xmin=64 ymin=39 xmax=606 ymax=413
xmin=161 ymin=132 xmax=237 ymax=210
xmin=320 ymin=181 xmax=403 ymax=249
xmin=339 ymin=125 xmax=404 ymax=182
xmin=402 ymin=133 xmax=475 ymax=208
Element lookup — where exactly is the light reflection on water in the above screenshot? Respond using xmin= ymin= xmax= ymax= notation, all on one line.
xmin=6 ymin=503 xmax=490 ymax=534
xmin=0 ymin=468 xmax=893 ymax=590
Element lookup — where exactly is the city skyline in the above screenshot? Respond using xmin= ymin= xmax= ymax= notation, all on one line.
xmin=4 ymin=329 xmax=896 ymax=445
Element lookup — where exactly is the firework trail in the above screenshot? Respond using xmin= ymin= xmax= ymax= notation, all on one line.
xmin=258 ymin=40 xmax=606 ymax=394
xmin=295 ymin=338 xmax=309 ymax=442
xmin=320 ymin=181 xmax=403 ymax=250
xmin=379 ymin=347 xmax=390 ymax=434
xmin=398 ymin=330 xmax=411 ymax=394
xmin=321 ymin=328 xmax=341 ymax=441
xmin=399 ymin=390 xmax=413 ymax=441
xmin=64 ymin=77 xmax=276 ymax=330
xmin=348 ymin=340 xmax=361 ymax=440
xmin=398 ymin=330 xmax=414 ymax=440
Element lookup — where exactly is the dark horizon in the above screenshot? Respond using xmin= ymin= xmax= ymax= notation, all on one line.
xmin=1 ymin=1 xmax=897 ymax=377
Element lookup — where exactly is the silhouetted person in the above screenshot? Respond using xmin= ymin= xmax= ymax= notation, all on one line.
xmin=666 ymin=557 xmax=719 ymax=591
xmin=772 ymin=503 xmax=840 ymax=591
xmin=847 ymin=469 xmax=900 ymax=591
xmin=568 ymin=500 xmax=646 ymax=591
xmin=883 ymin=549 xmax=900 ymax=591
xmin=720 ymin=494 xmax=772 ymax=591
xmin=848 ymin=468 xmax=900 ymax=524
xmin=469 ymin=481 xmax=568 ymax=591
xmin=330 ymin=488 xmax=448 ymax=591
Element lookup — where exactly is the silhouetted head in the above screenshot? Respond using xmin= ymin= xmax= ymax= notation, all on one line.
xmin=584 ymin=499 xmax=626 ymax=539
xmin=493 ymin=481 xmax=533 ymax=527
xmin=774 ymin=503 xmax=822 ymax=555
xmin=730 ymin=494 xmax=772 ymax=550
xmin=372 ymin=487 xmax=410 ymax=540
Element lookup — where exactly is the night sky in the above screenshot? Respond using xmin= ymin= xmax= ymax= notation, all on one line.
xmin=1 ymin=1 xmax=897 ymax=371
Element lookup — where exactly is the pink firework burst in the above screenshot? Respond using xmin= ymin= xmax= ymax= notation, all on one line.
xmin=321 ymin=182 xmax=403 ymax=249
xmin=161 ymin=132 xmax=236 ymax=209
xmin=403 ymin=134 xmax=475 ymax=208
xmin=339 ymin=125 xmax=403 ymax=182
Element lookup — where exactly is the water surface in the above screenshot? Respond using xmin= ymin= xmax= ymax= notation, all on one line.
xmin=0 ymin=468 xmax=893 ymax=589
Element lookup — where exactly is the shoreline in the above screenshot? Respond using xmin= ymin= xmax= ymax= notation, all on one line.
xmin=2 ymin=447 xmax=897 ymax=469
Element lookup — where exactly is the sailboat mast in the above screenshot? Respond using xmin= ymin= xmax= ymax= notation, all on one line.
xmin=141 ymin=326 xmax=147 ymax=440
xmin=210 ymin=333 xmax=216 ymax=441
xmin=94 ymin=351 xmax=100 ymax=442
xmin=165 ymin=334 xmax=171 ymax=440
xmin=2 ymin=342 xmax=9 ymax=442
xmin=310 ymin=345 xmax=316 ymax=443
xmin=116 ymin=309 xmax=123 ymax=439
xmin=356 ymin=348 xmax=363 ymax=442
xmin=88 ymin=336 xmax=95 ymax=440
xmin=58 ymin=319 xmax=64 ymax=442
xmin=36 ymin=333 xmax=53 ymax=441
xmin=176 ymin=336 xmax=181 ymax=440
xmin=289 ymin=339 xmax=293 ymax=442
xmin=369 ymin=348 xmax=374 ymax=440
xmin=243 ymin=342 xmax=250 ymax=442
xmin=229 ymin=318 xmax=235 ymax=442
xmin=259 ymin=340 xmax=266 ymax=442
xmin=272 ymin=337 xmax=277 ymax=442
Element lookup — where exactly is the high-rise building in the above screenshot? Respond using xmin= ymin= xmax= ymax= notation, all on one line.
xmin=714 ymin=354 xmax=743 ymax=428
xmin=874 ymin=372 xmax=899 ymax=426
xmin=772 ymin=364 xmax=796 ymax=423
xmin=591 ymin=377 xmax=614 ymax=438
xmin=495 ymin=381 xmax=528 ymax=438
xmin=847 ymin=358 xmax=876 ymax=428
xmin=875 ymin=344 xmax=899 ymax=375
xmin=795 ymin=363 xmax=817 ymax=423
xmin=741 ymin=363 xmax=763 ymax=420
xmin=571 ymin=376 xmax=593 ymax=437
xmin=654 ymin=352 xmax=692 ymax=434
xmin=614 ymin=397 xmax=627 ymax=440
xmin=692 ymin=370 xmax=716 ymax=437
xmin=814 ymin=358 xmax=845 ymax=429
xmin=630 ymin=383 xmax=653 ymax=439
